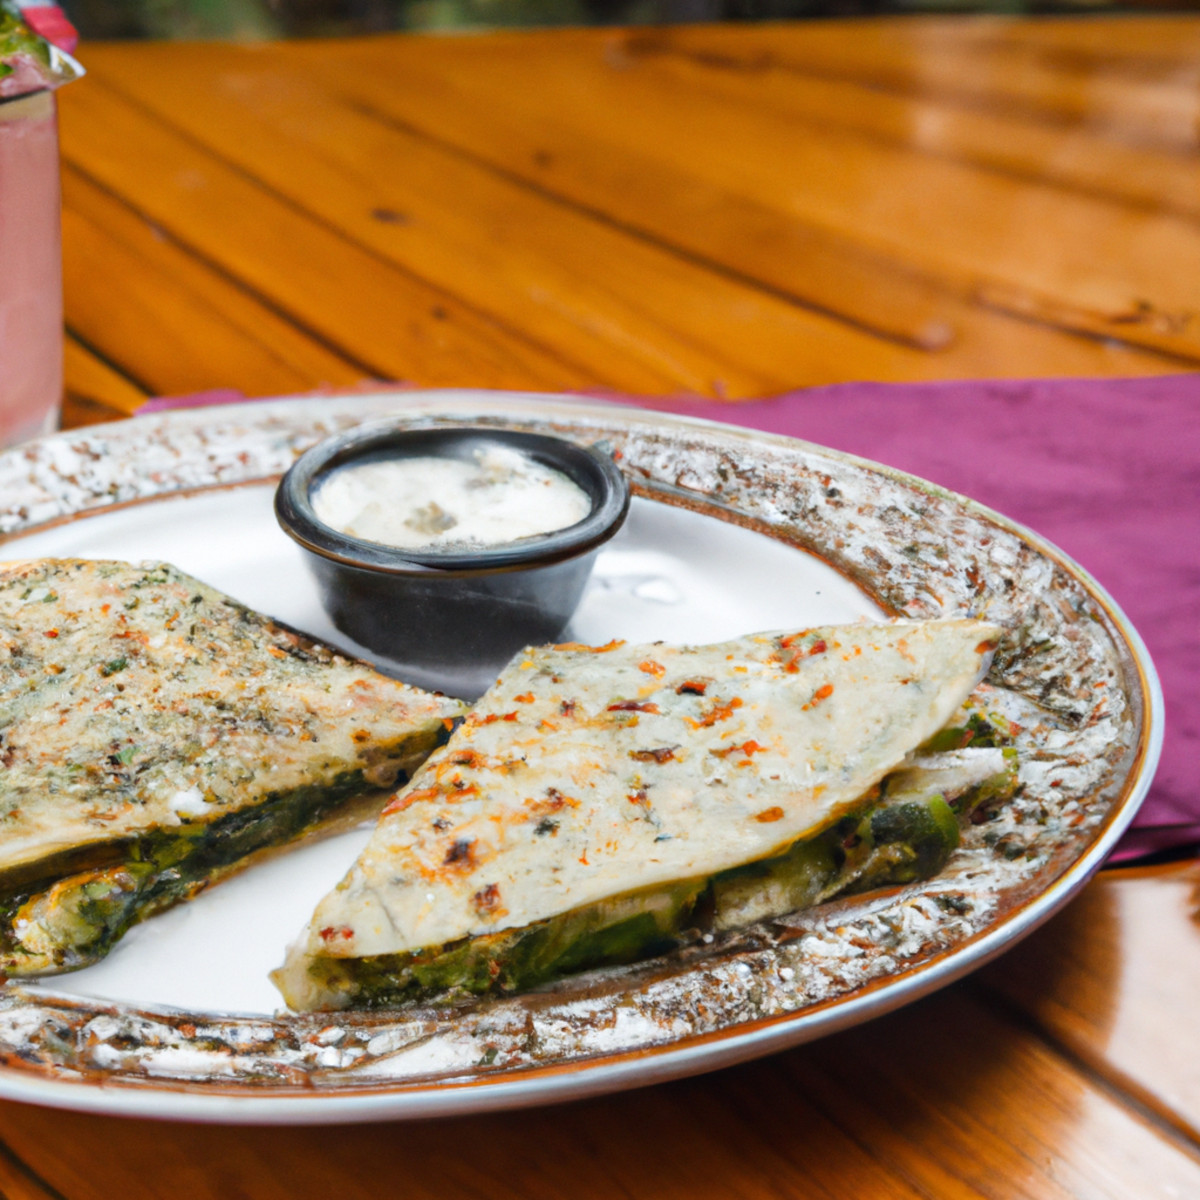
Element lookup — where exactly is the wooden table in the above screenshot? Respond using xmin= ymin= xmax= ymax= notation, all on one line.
xmin=7 ymin=14 xmax=1193 ymax=1196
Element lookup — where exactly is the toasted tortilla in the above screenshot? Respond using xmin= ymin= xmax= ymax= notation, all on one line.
xmin=0 ymin=558 xmax=465 ymax=974
xmin=275 ymin=619 xmax=999 ymax=1008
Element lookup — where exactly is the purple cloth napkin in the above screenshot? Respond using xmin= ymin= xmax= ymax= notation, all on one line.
xmin=141 ymin=376 xmax=1199 ymax=861
xmin=607 ymin=376 xmax=1197 ymax=863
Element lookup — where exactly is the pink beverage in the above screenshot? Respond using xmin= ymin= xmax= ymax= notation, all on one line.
xmin=0 ymin=87 xmax=62 ymax=447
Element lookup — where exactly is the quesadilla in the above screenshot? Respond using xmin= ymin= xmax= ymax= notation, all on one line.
xmin=273 ymin=619 xmax=1012 ymax=1011
xmin=0 ymin=559 xmax=465 ymax=976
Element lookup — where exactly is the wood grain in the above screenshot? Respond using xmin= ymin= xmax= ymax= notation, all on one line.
xmin=657 ymin=18 xmax=1200 ymax=152
xmin=63 ymin=20 xmax=1196 ymax=402
xmin=980 ymin=860 xmax=1200 ymax=1148
xmin=62 ymin=335 xmax=147 ymax=424
xmin=279 ymin=23 xmax=1200 ymax=365
xmin=62 ymin=167 xmax=365 ymax=400
xmin=66 ymin=55 xmax=1052 ymax=397
xmin=57 ymin=82 xmax=590 ymax=396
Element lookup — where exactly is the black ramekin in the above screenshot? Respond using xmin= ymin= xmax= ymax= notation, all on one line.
xmin=274 ymin=423 xmax=630 ymax=698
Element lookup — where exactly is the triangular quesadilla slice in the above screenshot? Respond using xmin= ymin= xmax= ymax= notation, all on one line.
xmin=0 ymin=559 xmax=465 ymax=976
xmin=274 ymin=619 xmax=1007 ymax=1011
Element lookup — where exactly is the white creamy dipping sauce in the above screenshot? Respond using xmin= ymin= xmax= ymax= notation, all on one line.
xmin=312 ymin=445 xmax=593 ymax=551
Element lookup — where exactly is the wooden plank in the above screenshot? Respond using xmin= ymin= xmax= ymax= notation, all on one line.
xmin=0 ymin=980 xmax=1195 ymax=1199
xmin=62 ymin=167 xmax=365 ymax=401
xmin=989 ymin=14 xmax=1200 ymax=76
xmin=55 ymin=81 xmax=591 ymax=397
xmin=62 ymin=334 xmax=148 ymax=423
xmin=979 ymin=861 xmax=1200 ymax=1148
xmin=0 ymin=1135 xmax=65 ymax=1200
xmin=606 ymin=28 xmax=1200 ymax=222
xmin=274 ymin=30 xmax=1200 ymax=366
xmin=657 ymin=17 xmax=1200 ymax=153
xmin=80 ymin=40 xmax=1185 ymax=387
xmin=71 ymin=56 xmax=1023 ymax=398
xmin=795 ymin=984 xmax=1200 ymax=1199
xmin=82 ymin=42 xmax=959 ymax=356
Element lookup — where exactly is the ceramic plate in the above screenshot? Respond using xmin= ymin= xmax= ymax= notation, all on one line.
xmin=0 ymin=392 xmax=1162 ymax=1124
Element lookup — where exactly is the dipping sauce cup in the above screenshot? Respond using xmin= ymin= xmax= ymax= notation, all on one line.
xmin=275 ymin=424 xmax=630 ymax=699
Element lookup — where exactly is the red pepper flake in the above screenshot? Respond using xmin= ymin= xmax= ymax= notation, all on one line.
xmin=777 ymin=637 xmax=828 ymax=672
xmin=501 ymin=712 xmax=519 ymax=722
xmin=711 ymin=739 xmax=766 ymax=760
xmin=638 ymin=659 xmax=666 ymax=677
xmin=975 ymin=639 xmax=999 ymax=654
xmin=801 ymin=683 xmax=835 ymax=711
xmin=578 ymin=851 xmax=589 ymax=865
xmin=687 ymin=696 xmax=743 ymax=729
xmin=627 ymin=788 xmax=650 ymax=808
xmin=43 ymin=629 xmax=58 ymax=638
xmin=754 ymin=807 xmax=785 ymax=823
xmin=676 ymin=680 xmax=708 ymax=695
xmin=514 ymin=692 xmax=535 ymax=703
xmin=442 ymin=717 xmax=456 ymax=731
xmin=382 ymin=785 xmax=441 ymax=816
xmin=351 ymin=728 xmax=370 ymax=743
xmin=318 ymin=925 xmax=355 ymax=943
xmin=607 ymin=700 xmax=661 ymax=714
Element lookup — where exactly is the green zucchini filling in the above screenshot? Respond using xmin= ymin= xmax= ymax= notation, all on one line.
xmin=306 ymin=743 xmax=1018 ymax=1009
xmin=0 ymin=769 xmax=408 ymax=976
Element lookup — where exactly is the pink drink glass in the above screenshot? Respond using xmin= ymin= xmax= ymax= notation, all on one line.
xmin=0 ymin=86 xmax=63 ymax=447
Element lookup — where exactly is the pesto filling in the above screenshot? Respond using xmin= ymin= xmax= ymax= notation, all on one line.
xmin=0 ymin=769 xmax=400 ymax=976
xmin=308 ymin=740 xmax=1019 ymax=1009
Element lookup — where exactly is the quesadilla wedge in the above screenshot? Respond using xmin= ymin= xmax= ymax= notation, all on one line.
xmin=0 ymin=559 xmax=465 ymax=976
xmin=273 ymin=619 xmax=1010 ymax=1011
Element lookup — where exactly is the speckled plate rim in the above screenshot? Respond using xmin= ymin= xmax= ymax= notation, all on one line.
xmin=0 ymin=390 xmax=1163 ymax=1124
